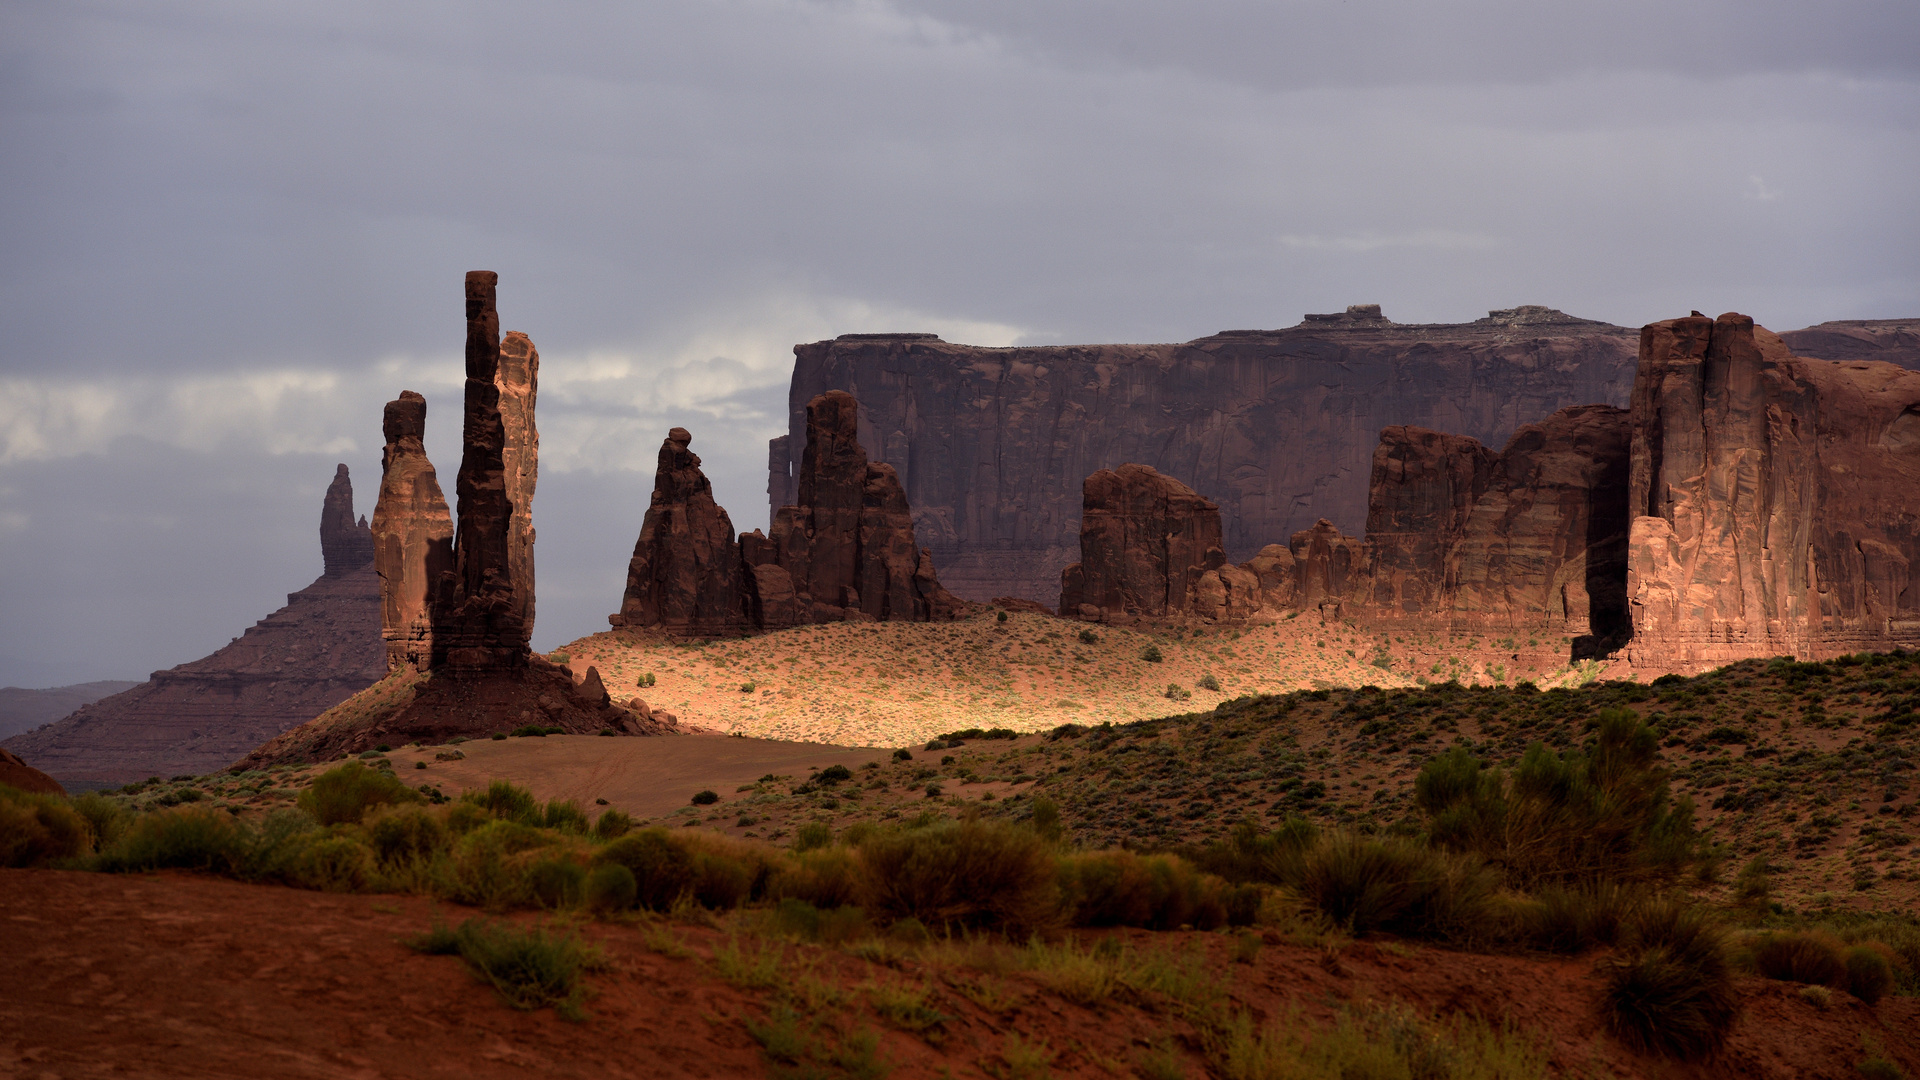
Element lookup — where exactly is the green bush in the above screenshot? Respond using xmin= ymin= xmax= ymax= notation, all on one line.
xmin=298 ymin=762 xmax=422 ymax=826
xmin=1512 ymin=883 xmax=1636 ymax=954
xmin=690 ymin=790 xmax=720 ymax=806
xmin=593 ymin=808 xmax=633 ymax=840
xmin=794 ymin=821 xmax=833 ymax=852
xmin=1751 ymin=930 xmax=1846 ymax=986
xmin=96 ymin=805 xmax=248 ymax=874
xmin=1142 ymin=644 xmax=1164 ymax=663
xmin=853 ymin=818 xmax=1060 ymax=933
xmin=1058 ymin=849 xmax=1245 ymax=930
xmin=436 ymin=820 xmax=557 ymax=907
xmin=69 ymin=791 xmax=126 ymax=850
xmin=542 ymin=800 xmax=589 ymax=834
xmin=585 ymin=862 xmax=637 ymax=913
xmin=1293 ymin=833 xmax=1495 ymax=940
xmin=528 ymin=857 xmax=587 ymax=909
xmin=407 ymin=916 xmax=605 ymax=1020
xmin=1415 ymin=708 xmax=1702 ymax=888
xmin=1844 ymin=945 xmax=1894 ymax=1005
xmin=769 ymin=846 xmax=862 ymax=910
xmin=291 ymin=835 xmax=378 ymax=892
xmin=365 ymin=804 xmax=450 ymax=867
xmin=816 ymin=764 xmax=853 ymax=785
xmin=0 ymin=784 xmax=92 ymax=867
xmin=1599 ymin=901 xmax=1736 ymax=1059
xmin=595 ymin=829 xmax=706 ymax=910
xmin=460 ymin=780 xmax=540 ymax=825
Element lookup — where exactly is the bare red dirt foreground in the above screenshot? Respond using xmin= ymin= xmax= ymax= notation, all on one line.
xmin=3 ymin=870 xmax=1917 ymax=1079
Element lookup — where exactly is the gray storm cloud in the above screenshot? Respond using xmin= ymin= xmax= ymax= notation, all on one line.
xmin=1 ymin=0 xmax=1915 ymax=685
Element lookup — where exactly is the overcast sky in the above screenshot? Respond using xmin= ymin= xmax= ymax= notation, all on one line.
xmin=2 ymin=0 xmax=1916 ymax=686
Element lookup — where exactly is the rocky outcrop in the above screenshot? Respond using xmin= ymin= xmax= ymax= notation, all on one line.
xmin=1779 ymin=319 xmax=1920 ymax=371
xmin=780 ymin=305 xmax=1642 ymax=602
xmin=4 ymin=468 xmax=385 ymax=785
xmin=614 ymin=391 xmax=968 ymax=634
xmin=1626 ymin=313 xmax=1920 ymax=668
xmin=320 ymin=464 xmax=374 ymax=576
xmin=1058 ymin=464 xmax=1224 ymax=621
xmin=0 ymin=682 xmax=141 ymax=742
xmin=615 ymin=427 xmax=751 ymax=636
xmin=373 ymin=392 xmax=454 ymax=673
xmin=244 ymin=274 xmax=667 ymax=768
xmin=433 ymin=272 xmax=537 ymax=675
xmin=0 ymin=748 xmax=64 ymax=795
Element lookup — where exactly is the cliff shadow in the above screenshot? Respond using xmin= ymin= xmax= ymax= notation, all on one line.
xmin=1571 ymin=449 xmax=1631 ymax=661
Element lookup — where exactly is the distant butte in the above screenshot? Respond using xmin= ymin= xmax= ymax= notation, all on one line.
xmin=3 ymin=467 xmax=384 ymax=785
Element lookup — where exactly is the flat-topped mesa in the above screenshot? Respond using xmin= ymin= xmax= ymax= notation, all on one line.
xmin=614 ymin=427 xmax=753 ymax=635
xmin=372 ymin=391 xmax=454 ymax=673
xmin=319 ymin=464 xmax=374 ymax=577
xmin=1626 ymin=312 xmax=1920 ymax=667
xmin=1059 ymin=464 xmax=1227 ymax=622
xmin=432 ymin=270 xmax=537 ymax=674
xmin=781 ymin=305 xmax=1641 ymax=603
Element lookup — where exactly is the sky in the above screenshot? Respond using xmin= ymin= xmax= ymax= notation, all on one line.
xmin=2 ymin=0 xmax=1916 ymax=687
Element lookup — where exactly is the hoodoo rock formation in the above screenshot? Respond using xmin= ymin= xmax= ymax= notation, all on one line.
xmin=614 ymin=391 xmax=968 ymax=634
xmin=4 ymin=468 xmax=385 ymax=785
xmin=1625 ymin=313 xmax=1920 ymax=667
xmin=780 ymin=305 xmax=1642 ymax=602
xmin=372 ymin=391 xmax=453 ymax=673
xmin=242 ymin=274 xmax=668 ymax=768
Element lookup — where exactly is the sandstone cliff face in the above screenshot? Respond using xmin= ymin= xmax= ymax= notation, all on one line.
xmin=4 ymin=468 xmax=385 ymax=784
xmin=1058 ymin=464 xmax=1224 ymax=621
xmin=433 ymin=271 xmax=537 ymax=675
xmin=372 ymin=392 xmax=454 ymax=674
xmin=615 ymin=391 xmax=967 ymax=633
xmin=779 ymin=306 xmax=1641 ymax=602
xmin=1626 ymin=313 xmax=1920 ymax=667
xmin=319 ymin=464 xmax=374 ymax=576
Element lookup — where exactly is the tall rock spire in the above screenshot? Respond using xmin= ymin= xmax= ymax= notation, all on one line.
xmin=319 ymin=464 xmax=374 ymax=577
xmin=372 ymin=392 xmax=453 ymax=673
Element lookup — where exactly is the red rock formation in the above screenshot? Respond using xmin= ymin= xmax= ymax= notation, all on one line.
xmin=1288 ymin=520 xmax=1367 ymax=620
xmin=1626 ymin=313 xmax=1920 ymax=667
xmin=781 ymin=306 xmax=1642 ymax=602
xmin=319 ymin=464 xmax=374 ymax=576
xmin=373 ymin=391 xmax=454 ymax=673
xmin=0 ymin=748 xmax=65 ymax=795
xmin=4 ymin=469 xmax=385 ymax=784
xmin=764 ymin=391 xmax=968 ymax=624
xmin=433 ymin=271 xmax=536 ymax=675
xmin=614 ymin=427 xmax=752 ymax=635
xmin=1058 ymin=464 xmax=1224 ymax=621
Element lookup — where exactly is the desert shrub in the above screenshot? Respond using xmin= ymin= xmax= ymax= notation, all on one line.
xmin=1598 ymin=901 xmax=1736 ymax=1059
xmin=595 ymin=829 xmax=695 ymax=910
xmin=1844 ymin=945 xmax=1894 ymax=1004
xmin=0 ymin=784 xmax=92 ymax=867
xmin=585 ymin=862 xmax=637 ymax=913
xmin=1826 ymin=917 xmax=1920 ymax=996
xmin=1416 ymin=709 xmax=1702 ymax=887
xmin=1142 ymin=644 xmax=1164 ymax=663
xmin=436 ymin=820 xmax=558 ymax=907
xmin=69 ymin=791 xmax=126 ymax=850
xmin=593 ymin=827 xmax=770 ymax=912
xmin=1199 ymin=674 xmax=1222 ymax=692
xmin=1192 ymin=818 xmax=1318 ymax=886
xmin=794 ymin=821 xmax=833 ymax=852
xmin=290 ymin=834 xmax=378 ymax=892
xmin=528 ymin=857 xmax=587 ymax=909
xmin=769 ymin=845 xmax=862 ymax=909
xmin=1078 ymin=629 xmax=1098 ymax=645
xmin=408 ymin=916 xmax=605 ymax=1020
xmin=1292 ymin=832 xmax=1496 ymax=941
xmin=767 ymin=897 xmax=871 ymax=944
xmin=1511 ymin=883 xmax=1637 ymax=954
xmin=1206 ymin=1003 xmax=1546 ymax=1080
xmin=95 ymin=805 xmax=248 ymax=874
xmin=690 ymin=789 xmax=720 ymax=806
xmin=541 ymin=800 xmax=589 ymax=834
xmin=298 ymin=762 xmax=422 ymax=826
xmin=1750 ymin=930 xmax=1846 ymax=986
xmin=816 ymin=764 xmax=853 ymax=785
xmin=891 ymin=748 xmax=912 ymax=762
xmin=365 ymin=804 xmax=450 ymax=867
xmin=460 ymin=780 xmax=540 ymax=825
xmin=1059 ymin=850 xmax=1242 ymax=931
xmin=854 ymin=818 xmax=1061 ymax=933
xmin=593 ymin=808 xmax=633 ymax=840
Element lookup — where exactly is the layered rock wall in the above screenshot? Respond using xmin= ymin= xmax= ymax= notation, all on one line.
xmin=780 ymin=305 xmax=1641 ymax=602
xmin=1058 ymin=464 xmax=1225 ymax=621
xmin=1626 ymin=313 xmax=1920 ymax=666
